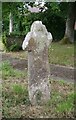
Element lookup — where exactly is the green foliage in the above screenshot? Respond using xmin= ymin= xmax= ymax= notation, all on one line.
xmin=45 ymin=14 xmax=65 ymax=41
xmin=2 ymin=32 xmax=24 ymax=51
xmin=2 ymin=2 xmax=69 ymax=41
xmin=2 ymin=32 xmax=7 ymax=49
xmin=2 ymin=32 xmax=10 ymax=51
xmin=9 ymin=31 xmax=26 ymax=37
xmin=2 ymin=2 xmax=28 ymax=34
xmin=9 ymin=43 xmax=20 ymax=51
xmin=23 ymin=5 xmax=65 ymax=41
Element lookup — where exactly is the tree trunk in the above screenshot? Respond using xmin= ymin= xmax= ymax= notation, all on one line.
xmin=62 ymin=2 xmax=76 ymax=44
xmin=9 ymin=12 xmax=13 ymax=35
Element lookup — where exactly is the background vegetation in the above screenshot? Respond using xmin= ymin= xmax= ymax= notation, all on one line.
xmin=2 ymin=2 xmax=76 ymax=51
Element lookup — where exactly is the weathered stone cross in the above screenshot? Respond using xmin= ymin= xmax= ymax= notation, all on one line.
xmin=22 ymin=21 xmax=52 ymax=105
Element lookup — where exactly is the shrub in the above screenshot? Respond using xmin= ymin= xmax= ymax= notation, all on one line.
xmin=2 ymin=32 xmax=8 ymax=51
xmin=10 ymin=43 xmax=21 ymax=51
xmin=2 ymin=32 xmax=24 ymax=51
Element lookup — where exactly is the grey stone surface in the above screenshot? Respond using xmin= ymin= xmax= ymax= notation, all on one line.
xmin=22 ymin=21 xmax=52 ymax=105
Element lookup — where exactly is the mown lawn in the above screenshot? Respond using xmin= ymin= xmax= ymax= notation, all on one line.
xmin=49 ymin=42 xmax=74 ymax=67
xmin=2 ymin=42 xmax=74 ymax=67
xmin=1 ymin=61 xmax=75 ymax=118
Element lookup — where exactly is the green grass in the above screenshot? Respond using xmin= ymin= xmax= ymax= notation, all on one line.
xmin=44 ymin=80 xmax=75 ymax=118
xmin=0 ymin=61 xmax=27 ymax=80
xmin=1 ymin=58 xmax=75 ymax=118
xmin=4 ymin=42 xmax=74 ymax=67
xmin=46 ymin=91 xmax=75 ymax=113
xmin=49 ymin=42 xmax=74 ymax=67
xmin=3 ymin=79 xmax=75 ymax=118
xmin=56 ymin=92 xmax=75 ymax=113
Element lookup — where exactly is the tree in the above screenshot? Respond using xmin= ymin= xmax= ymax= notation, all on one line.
xmin=60 ymin=2 xmax=76 ymax=43
xmin=9 ymin=12 xmax=13 ymax=35
xmin=3 ymin=2 xmax=71 ymax=42
xmin=2 ymin=2 xmax=25 ymax=34
xmin=24 ymin=2 xmax=66 ymax=41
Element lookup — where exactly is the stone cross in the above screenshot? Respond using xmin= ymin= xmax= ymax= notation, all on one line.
xmin=22 ymin=21 xmax=52 ymax=105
